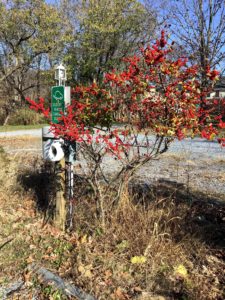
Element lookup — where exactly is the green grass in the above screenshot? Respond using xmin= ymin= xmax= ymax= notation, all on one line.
xmin=0 ymin=124 xmax=49 ymax=132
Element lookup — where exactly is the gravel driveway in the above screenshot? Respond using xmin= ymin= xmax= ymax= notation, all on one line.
xmin=0 ymin=129 xmax=224 ymax=200
xmin=0 ymin=128 xmax=224 ymax=158
xmin=0 ymin=129 xmax=42 ymax=137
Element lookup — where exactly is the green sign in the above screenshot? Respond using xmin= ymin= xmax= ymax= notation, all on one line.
xmin=51 ymin=86 xmax=65 ymax=123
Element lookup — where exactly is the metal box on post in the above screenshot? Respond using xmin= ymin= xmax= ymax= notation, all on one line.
xmin=42 ymin=126 xmax=64 ymax=162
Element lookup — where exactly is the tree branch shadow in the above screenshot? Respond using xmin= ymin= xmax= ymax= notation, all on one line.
xmin=130 ymin=178 xmax=225 ymax=255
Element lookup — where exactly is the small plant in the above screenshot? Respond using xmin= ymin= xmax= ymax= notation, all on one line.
xmin=0 ymin=146 xmax=5 ymax=154
xmin=43 ymin=285 xmax=66 ymax=300
xmin=8 ymin=108 xmax=46 ymax=125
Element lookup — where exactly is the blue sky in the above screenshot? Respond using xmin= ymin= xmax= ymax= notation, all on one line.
xmin=46 ymin=0 xmax=58 ymax=4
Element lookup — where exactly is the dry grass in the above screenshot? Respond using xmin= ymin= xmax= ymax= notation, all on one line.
xmin=0 ymin=148 xmax=225 ymax=299
xmin=0 ymin=136 xmax=41 ymax=153
xmin=0 ymin=149 xmax=74 ymax=298
xmin=70 ymin=186 xmax=225 ymax=300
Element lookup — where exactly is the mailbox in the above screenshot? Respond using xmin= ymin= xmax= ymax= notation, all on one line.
xmin=42 ymin=126 xmax=64 ymax=162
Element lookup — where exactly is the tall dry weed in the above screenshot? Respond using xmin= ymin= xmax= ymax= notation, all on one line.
xmin=71 ymin=186 xmax=225 ymax=299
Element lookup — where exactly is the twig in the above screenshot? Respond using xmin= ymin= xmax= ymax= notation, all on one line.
xmin=0 ymin=237 xmax=14 ymax=250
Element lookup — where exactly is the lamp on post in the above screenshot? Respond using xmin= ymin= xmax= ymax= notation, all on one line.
xmin=55 ymin=63 xmax=67 ymax=86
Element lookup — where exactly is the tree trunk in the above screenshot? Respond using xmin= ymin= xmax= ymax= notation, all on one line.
xmin=3 ymin=114 xmax=10 ymax=126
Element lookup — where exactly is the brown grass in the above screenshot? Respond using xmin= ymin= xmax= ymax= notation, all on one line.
xmin=0 ymin=148 xmax=225 ymax=299
xmin=70 ymin=185 xmax=225 ymax=300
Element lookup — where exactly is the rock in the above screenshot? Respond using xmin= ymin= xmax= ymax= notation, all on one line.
xmin=0 ymin=279 xmax=24 ymax=300
xmin=28 ymin=263 xmax=97 ymax=300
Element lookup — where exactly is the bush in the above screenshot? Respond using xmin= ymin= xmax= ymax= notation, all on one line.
xmin=8 ymin=108 xmax=46 ymax=125
xmin=0 ymin=111 xmax=6 ymax=125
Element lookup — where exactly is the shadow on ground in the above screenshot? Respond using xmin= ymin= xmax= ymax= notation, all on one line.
xmin=17 ymin=165 xmax=225 ymax=256
xmin=17 ymin=162 xmax=60 ymax=223
xmin=131 ymin=178 xmax=225 ymax=255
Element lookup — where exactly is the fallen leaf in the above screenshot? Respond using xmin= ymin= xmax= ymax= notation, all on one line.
xmin=131 ymin=256 xmax=147 ymax=264
xmin=78 ymin=264 xmax=93 ymax=278
xmin=113 ymin=287 xmax=129 ymax=300
xmin=26 ymin=255 xmax=35 ymax=264
xmin=174 ymin=264 xmax=188 ymax=278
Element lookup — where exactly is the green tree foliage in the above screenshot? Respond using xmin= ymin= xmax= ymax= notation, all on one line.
xmin=0 ymin=0 xmax=70 ymax=118
xmin=0 ymin=0 xmax=69 ymax=124
xmin=62 ymin=0 xmax=157 ymax=83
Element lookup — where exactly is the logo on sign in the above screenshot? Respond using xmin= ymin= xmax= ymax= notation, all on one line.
xmin=51 ymin=86 xmax=65 ymax=124
xmin=53 ymin=90 xmax=64 ymax=103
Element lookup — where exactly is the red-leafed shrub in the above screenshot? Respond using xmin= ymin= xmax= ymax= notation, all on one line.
xmin=27 ymin=32 xmax=224 ymax=221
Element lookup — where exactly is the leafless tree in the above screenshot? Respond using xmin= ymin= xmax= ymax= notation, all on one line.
xmin=168 ymin=0 xmax=225 ymax=81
